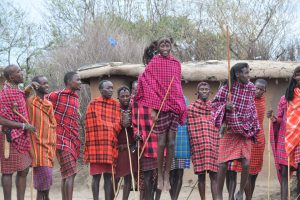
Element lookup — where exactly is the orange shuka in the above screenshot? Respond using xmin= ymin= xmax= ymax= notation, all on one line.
xmin=27 ymin=96 xmax=57 ymax=167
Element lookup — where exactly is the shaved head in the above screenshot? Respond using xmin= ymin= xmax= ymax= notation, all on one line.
xmin=3 ymin=64 xmax=23 ymax=84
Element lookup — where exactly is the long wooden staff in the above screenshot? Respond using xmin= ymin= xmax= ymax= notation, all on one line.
xmin=139 ymin=76 xmax=175 ymax=158
xmin=3 ymin=125 xmax=9 ymax=159
xmin=125 ymin=128 xmax=136 ymax=200
xmin=288 ymin=155 xmax=291 ymax=200
xmin=12 ymin=103 xmax=34 ymax=200
xmin=268 ymin=111 xmax=273 ymax=200
xmin=137 ymin=109 xmax=140 ymax=199
xmin=113 ymin=177 xmax=124 ymax=200
xmin=226 ymin=25 xmax=231 ymax=99
xmin=112 ymin=165 xmax=116 ymax=195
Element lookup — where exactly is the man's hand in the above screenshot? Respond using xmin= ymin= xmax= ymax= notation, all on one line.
xmin=135 ymin=133 xmax=142 ymax=142
xmin=267 ymin=110 xmax=276 ymax=122
xmin=24 ymin=123 xmax=36 ymax=133
xmin=225 ymin=102 xmax=234 ymax=111
xmin=150 ymin=109 xmax=158 ymax=122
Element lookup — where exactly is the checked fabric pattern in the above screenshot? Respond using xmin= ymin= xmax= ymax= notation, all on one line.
xmin=84 ymin=97 xmax=121 ymax=165
xmin=188 ymin=99 xmax=219 ymax=173
xmin=47 ymin=89 xmax=80 ymax=159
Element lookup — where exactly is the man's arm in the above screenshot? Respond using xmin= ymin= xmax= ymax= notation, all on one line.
xmin=0 ymin=116 xmax=23 ymax=129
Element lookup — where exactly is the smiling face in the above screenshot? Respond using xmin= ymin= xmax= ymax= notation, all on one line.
xmin=158 ymin=41 xmax=171 ymax=57
xmin=100 ymin=81 xmax=113 ymax=99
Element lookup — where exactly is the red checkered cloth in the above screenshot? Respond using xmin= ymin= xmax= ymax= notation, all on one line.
xmin=270 ymin=96 xmax=296 ymax=182
xmin=0 ymin=82 xmax=31 ymax=153
xmin=212 ymin=81 xmax=260 ymax=139
xmin=84 ymin=97 xmax=121 ymax=165
xmin=0 ymin=133 xmax=31 ymax=173
xmin=153 ymin=112 xmax=179 ymax=134
xmin=46 ymin=89 xmax=80 ymax=159
xmin=33 ymin=166 xmax=53 ymax=191
xmin=134 ymin=54 xmax=187 ymax=125
xmin=56 ymin=149 xmax=77 ymax=179
xmin=141 ymin=157 xmax=157 ymax=171
xmin=218 ymin=130 xmax=252 ymax=163
xmin=188 ymin=99 xmax=219 ymax=173
xmin=132 ymin=102 xmax=158 ymax=158
xmin=229 ymin=96 xmax=266 ymax=174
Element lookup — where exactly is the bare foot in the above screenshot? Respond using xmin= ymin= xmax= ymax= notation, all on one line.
xmin=157 ymin=175 xmax=164 ymax=190
xmin=163 ymin=173 xmax=171 ymax=191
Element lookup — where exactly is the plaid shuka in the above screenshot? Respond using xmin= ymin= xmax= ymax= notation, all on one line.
xmin=212 ymin=81 xmax=260 ymax=139
xmin=28 ymin=96 xmax=57 ymax=167
xmin=188 ymin=99 xmax=219 ymax=173
xmin=271 ymin=96 xmax=296 ymax=182
xmin=46 ymin=89 xmax=80 ymax=159
xmin=132 ymin=101 xmax=157 ymax=158
xmin=134 ymin=54 xmax=187 ymax=125
xmin=56 ymin=149 xmax=77 ymax=179
xmin=0 ymin=82 xmax=31 ymax=153
xmin=229 ymin=96 xmax=266 ymax=174
xmin=286 ymin=88 xmax=300 ymax=155
xmin=175 ymin=96 xmax=190 ymax=159
xmin=84 ymin=97 xmax=121 ymax=164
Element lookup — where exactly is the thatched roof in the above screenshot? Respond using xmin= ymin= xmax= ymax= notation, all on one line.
xmin=78 ymin=60 xmax=299 ymax=82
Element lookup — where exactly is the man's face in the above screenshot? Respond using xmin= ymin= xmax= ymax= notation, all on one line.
xmin=131 ymin=82 xmax=137 ymax=97
xmin=255 ymin=82 xmax=266 ymax=98
xmin=68 ymin=74 xmax=81 ymax=91
xmin=36 ymin=76 xmax=49 ymax=95
xmin=294 ymin=72 xmax=300 ymax=87
xmin=100 ymin=81 xmax=113 ymax=99
xmin=198 ymin=85 xmax=210 ymax=101
xmin=9 ymin=65 xmax=24 ymax=84
xmin=236 ymin=67 xmax=250 ymax=84
xmin=158 ymin=42 xmax=171 ymax=57
xmin=118 ymin=89 xmax=131 ymax=107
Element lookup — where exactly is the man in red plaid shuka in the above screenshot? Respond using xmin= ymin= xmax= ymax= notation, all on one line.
xmin=134 ymin=37 xmax=187 ymax=191
xmin=47 ymin=71 xmax=81 ymax=200
xmin=212 ymin=63 xmax=260 ymax=200
xmin=227 ymin=79 xmax=268 ymax=200
xmin=188 ymin=82 xmax=219 ymax=200
xmin=84 ymin=80 xmax=121 ymax=200
xmin=0 ymin=64 xmax=35 ymax=200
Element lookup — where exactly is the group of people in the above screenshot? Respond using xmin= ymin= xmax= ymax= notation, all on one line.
xmin=0 ymin=36 xmax=300 ymax=200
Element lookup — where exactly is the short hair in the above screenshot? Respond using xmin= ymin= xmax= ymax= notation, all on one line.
xmin=98 ymin=80 xmax=110 ymax=90
xmin=63 ymin=71 xmax=78 ymax=86
xmin=255 ymin=79 xmax=268 ymax=87
xmin=32 ymin=75 xmax=45 ymax=84
xmin=117 ymin=86 xmax=130 ymax=96
xmin=3 ymin=64 xmax=18 ymax=80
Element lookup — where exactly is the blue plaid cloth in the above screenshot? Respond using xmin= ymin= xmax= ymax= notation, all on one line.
xmin=175 ymin=97 xmax=191 ymax=159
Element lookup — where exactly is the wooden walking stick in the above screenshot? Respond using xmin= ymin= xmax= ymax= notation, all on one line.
xmin=139 ymin=76 xmax=175 ymax=158
xmin=1 ymin=124 xmax=10 ymax=159
xmin=288 ymin=155 xmax=291 ymax=200
xmin=125 ymin=128 xmax=136 ymax=200
xmin=112 ymin=164 xmax=116 ymax=195
xmin=137 ymin=109 xmax=140 ymax=199
xmin=226 ymin=25 xmax=231 ymax=97
xmin=12 ymin=103 xmax=34 ymax=200
xmin=113 ymin=177 xmax=124 ymax=200
xmin=268 ymin=111 xmax=273 ymax=200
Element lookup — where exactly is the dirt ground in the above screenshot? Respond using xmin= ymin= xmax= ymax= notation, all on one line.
xmin=0 ymin=161 xmax=283 ymax=200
